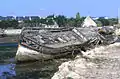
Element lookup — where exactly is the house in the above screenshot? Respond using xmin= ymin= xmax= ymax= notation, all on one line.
xmin=82 ymin=16 xmax=97 ymax=27
xmin=6 ymin=16 xmax=15 ymax=20
xmin=16 ymin=16 xmax=25 ymax=21
xmin=0 ymin=16 xmax=9 ymax=21
xmin=92 ymin=17 xmax=99 ymax=20
xmin=24 ymin=16 xmax=30 ymax=20
xmin=31 ymin=16 xmax=40 ymax=20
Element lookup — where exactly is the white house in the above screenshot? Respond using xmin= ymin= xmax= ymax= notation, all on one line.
xmin=44 ymin=19 xmax=59 ymax=28
xmin=82 ymin=16 xmax=97 ymax=27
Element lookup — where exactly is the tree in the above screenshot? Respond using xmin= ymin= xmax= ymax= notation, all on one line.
xmin=54 ymin=15 xmax=67 ymax=27
xmin=39 ymin=18 xmax=47 ymax=24
xmin=98 ymin=17 xmax=110 ymax=26
xmin=80 ymin=17 xmax=86 ymax=23
xmin=76 ymin=12 xmax=81 ymax=20
xmin=45 ymin=15 xmax=54 ymax=25
xmin=95 ymin=20 xmax=102 ymax=27
xmin=108 ymin=18 xmax=118 ymax=26
xmin=10 ymin=20 xmax=19 ymax=29
xmin=67 ymin=17 xmax=76 ymax=27
xmin=0 ymin=20 xmax=19 ymax=29
xmin=75 ymin=12 xmax=81 ymax=27
xmin=46 ymin=14 xmax=55 ymax=19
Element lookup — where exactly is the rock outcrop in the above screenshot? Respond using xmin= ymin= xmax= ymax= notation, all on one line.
xmin=52 ymin=43 xmax=120 ymax=79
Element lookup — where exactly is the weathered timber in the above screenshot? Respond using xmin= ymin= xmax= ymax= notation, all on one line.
xmin=16 ymin=27 xmax=118 ymax=61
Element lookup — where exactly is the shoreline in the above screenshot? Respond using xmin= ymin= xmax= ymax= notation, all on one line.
xmin=0 ymin=35 xmax=19 ymax=45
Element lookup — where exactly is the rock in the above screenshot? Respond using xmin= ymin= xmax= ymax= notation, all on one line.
xmin=52 ymin=43 xmax=120 ymax=79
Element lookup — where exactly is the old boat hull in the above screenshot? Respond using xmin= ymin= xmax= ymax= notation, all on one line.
xmin=16 ymin=44 xmax=79 ymax=61
xmin=15 ymin=27 xmax=118 ymax=62
xmin=16 ymin=45 xmax=54 ymax=61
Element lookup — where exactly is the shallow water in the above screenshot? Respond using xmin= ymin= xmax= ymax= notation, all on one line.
xmin=0 ymin=46 xmax=72 ymax=79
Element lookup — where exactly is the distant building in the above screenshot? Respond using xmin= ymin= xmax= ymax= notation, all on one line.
xmin=99 ymin=16 xmax=109 ymax=19
xmin=82 ymin=16 xmax=97 ymax=27
xmin=16 ymin=16 xmax=25 ymax=21
xmin=6 ymin=16 xmax=15 ymax=20
xmin=92 ymin=17 xmax=99 ymax=20
xmin=104 ymin=17 xmax=109 ymax=19
xmin=0 ymin=16 xmax=15 ymax=21
xmin=24 ymin=16 xmax=30 ymax=20
xmin=0 ymin=16 xmax=8 ymax=20
xmin=0 ymin=16 xmax=4 ymax=20
xmin=31 ymin=16 xmax=40 ymax=20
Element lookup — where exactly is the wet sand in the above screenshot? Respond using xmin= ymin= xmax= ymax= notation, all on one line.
xmin=0 ymin=36 xmax=19 ymax=44
xmin=0 ymin=46 xmax=72 ymax=79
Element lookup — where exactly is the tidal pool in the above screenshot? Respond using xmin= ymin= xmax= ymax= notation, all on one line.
xmin=0 ymin=46 xmax=72 ymax=79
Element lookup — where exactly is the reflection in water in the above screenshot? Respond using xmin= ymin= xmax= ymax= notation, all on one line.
xmin=0 ymin=64 xmax=16 ymax=79
xmin=15 ymin=59 xmax=69 ymax=79
xmin=0 ymin=46 xmax=17 ymax=79
xmin=0 ymin=45 xmax=74 ymax=79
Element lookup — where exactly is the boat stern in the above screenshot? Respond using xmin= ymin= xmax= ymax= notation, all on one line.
xmin=15 ymin=45 xmax=52 ymax=62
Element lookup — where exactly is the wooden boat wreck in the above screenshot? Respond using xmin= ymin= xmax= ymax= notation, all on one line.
xmin=15 ymin=27 xmax=118 ymax=62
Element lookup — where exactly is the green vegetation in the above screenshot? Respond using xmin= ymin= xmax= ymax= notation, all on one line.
xmin=0 ymin=20 xmax=19 ymax=29
xmin=97 ymin=17 xmax=118 ymax=26
xmin=0 ymin=13 xmax=118 ymax=29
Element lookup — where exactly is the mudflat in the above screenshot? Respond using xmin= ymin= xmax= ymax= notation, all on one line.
xmin=0 ymin=36 xmax=19 ymax=43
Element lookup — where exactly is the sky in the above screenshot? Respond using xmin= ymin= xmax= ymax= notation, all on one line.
xmin=0 ymin=0 xmax=120 ymax=17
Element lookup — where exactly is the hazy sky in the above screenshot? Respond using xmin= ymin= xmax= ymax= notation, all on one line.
xmin=0 ymin=0 xmax=120 ymax=17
